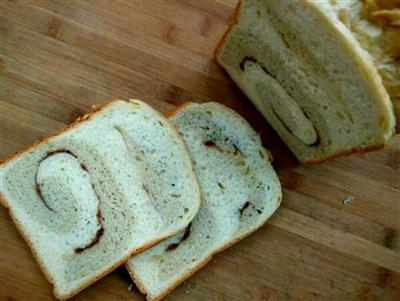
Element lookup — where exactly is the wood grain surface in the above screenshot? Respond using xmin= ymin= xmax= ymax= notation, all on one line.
xmin=0 ymin=1 xmax=399 ymax=300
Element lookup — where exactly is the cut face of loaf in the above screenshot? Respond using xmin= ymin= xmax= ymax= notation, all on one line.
xmin=215 ymin=0 xmax=396 ymax=163
xmin=0 ymin=100 xmax=200 ymax=300
xmin=126 ymin=102 xmax=282 ymax=301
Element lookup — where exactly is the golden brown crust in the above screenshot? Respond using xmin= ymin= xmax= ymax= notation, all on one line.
xmin=125 ymin=263 xmax=148 ymax=297
xmin=213 ymin=0 xmax=242 ymax=60
xmin=165 ymin=102 xmax=193 ymax=119
xmin=302 ymin=143 xmax=385 ymax=164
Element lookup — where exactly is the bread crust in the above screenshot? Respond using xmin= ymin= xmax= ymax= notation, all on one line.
xmin=302 ymin=143 xmax=385 ymax=164
xmin=164 ymin=102 xmax=192 ymax=119
xmin=126 ymin=102 xmax=282 ymax=301
xmin=214 ymin=0 xmax=395 ymax=163
xmin=0 ymin=99 xmax=201 ymax=300
xmin=213 ymin=0 xmax=242 ymax=60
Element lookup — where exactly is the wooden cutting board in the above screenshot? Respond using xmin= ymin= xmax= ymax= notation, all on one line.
xmin=0 ymin=1 xmax=399 ymax=300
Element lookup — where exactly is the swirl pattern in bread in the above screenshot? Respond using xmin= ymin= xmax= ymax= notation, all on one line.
xmin=0 ymin=100 xmax=200 ymax=300
xmin=215 ymin=0 xmax=396 ymax=163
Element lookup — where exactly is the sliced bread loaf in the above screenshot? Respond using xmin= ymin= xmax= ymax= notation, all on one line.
xmin=126 ymin=102 xmax=282 ymax=301
xmin=0 ymin=100 xmax=200 ymax=300
xmin=215 ymin=0 xmax=396 ymax=163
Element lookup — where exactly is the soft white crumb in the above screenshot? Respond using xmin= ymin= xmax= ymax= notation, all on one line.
xmin=127 ymin=283 xmax=134 ymax=292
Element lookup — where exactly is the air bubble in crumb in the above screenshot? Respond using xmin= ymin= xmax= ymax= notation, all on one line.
xmin=342 ymin=196 xmax=353 ymax=205
xmin=127 ymin=283 xmax=134 ymax=292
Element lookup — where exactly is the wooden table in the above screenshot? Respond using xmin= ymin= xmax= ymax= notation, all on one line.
xmin=1 ymin=1 xmax=399 ymax=300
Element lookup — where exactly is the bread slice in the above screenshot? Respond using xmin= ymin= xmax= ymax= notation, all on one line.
xmin=0 ymin=100 xmax=200 ymax=300
xmin=126 ymin=102 xmax=282 ymax=301
xmin=215 ymin=0 xmax=396 ymax=163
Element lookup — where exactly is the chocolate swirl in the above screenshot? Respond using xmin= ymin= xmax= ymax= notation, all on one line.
xmin=165 ymin=223 xmax=192 ymax=251
xmin=35 ymin=149 xmax=104 ymax=254
xmin=240 ymin=56 xmax=321 ymax=147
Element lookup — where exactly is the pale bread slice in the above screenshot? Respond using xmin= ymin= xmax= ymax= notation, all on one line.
xmin=0 ymin=100 xmax=200 ymax=300
xmin=126 ymin=102 xmax=282 ymax=301
xmin=215 ymin=0 xmax=396 ymax=163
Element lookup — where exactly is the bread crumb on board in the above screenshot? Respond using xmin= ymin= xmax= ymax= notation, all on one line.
xmin=342 ymin=196 xmax=354 ymax=205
